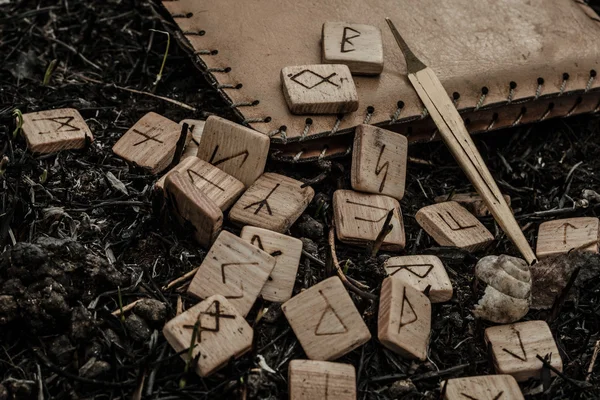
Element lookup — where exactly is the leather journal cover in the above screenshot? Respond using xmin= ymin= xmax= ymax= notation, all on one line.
xmin=161 ymin=0 xmax=600 ymax=162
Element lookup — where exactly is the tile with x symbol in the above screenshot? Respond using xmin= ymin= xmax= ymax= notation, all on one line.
xmin=162 ymin=294 xmax=253 ymax=377
xmin=281 ymin=64 xmax=358 ymax=114
xmin=113 ymin=112 xmax=186 ymax=174
xmin=229 ymin=173 xmax=315 ymax=233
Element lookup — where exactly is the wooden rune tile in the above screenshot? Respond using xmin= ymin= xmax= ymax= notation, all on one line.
xmin=162 ymin=294 xmax=252 ymax=377
xmin=180 ymin=119 xmax=205 ymax=159
xmin=443 ymin=375 xmax=524 ymax=400
xmin=485 ymin=320 xmax=563 ymax=382
xmin=288 ymin=360 xmax=356 ymax=400
xmin=322 ymin=22 xmax=384 ymax=76
xmin=164 ymin=171 xmax=223 ymax=248
xmin=333 ymin=190 xmax=405 ymax=251
xmin=240 ymin=226 xmax=303 ymax=303
xmin=196 ymin=115 xmax=269 ymax=187
xmin=281 ymin=64 xmax=359 ymax=114
xmin=383 ymin=255 xmax=453 ymax=303
xmin=229 ymin=173 xmax=315 ymax=233
xmin=282 ymin=276 xmax=371 ymax=361
xmin=351 ymin=124 xmax=408 ymax=200
xmin=188 ymin=231 xmax=276 ymax=316
xmin=22 ymin=108 xmax=93 ymax=154
xmin=378 ymin=277 xmax=431 ymax=360
xmin=434 ymin=192 xmax=512 ymax=217
xmin=415 ymin=201 xmax=494 ymax=252
xmin=113 ymin=112 xmax=182 ymax=174
xmin=156 ymin=157 xmax=245 ymax=211
xmin=536 ymin=217 xmax=599 ymax=258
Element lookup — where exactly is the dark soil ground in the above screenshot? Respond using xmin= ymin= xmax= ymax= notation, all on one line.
xmin=1 ymin=1 xmax=600 ymax=399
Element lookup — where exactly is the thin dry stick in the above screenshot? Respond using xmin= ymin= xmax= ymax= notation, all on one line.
xmin=586 ymin=340 xmax=600 ymax=382
xmin=370 ymin=209 xmax=394 ymax=257
xmin=111 ymin=298 xmax=143 ymax=317
xmin=162 ymin=267 xmax=200 ymax=291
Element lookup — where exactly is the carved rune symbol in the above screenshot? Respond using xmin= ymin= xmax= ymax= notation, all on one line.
xmin=346 ymin=199 xmax=392 ymax=223
xmin=187 ymin=169 xmax=225 ymax=191
xmin=250 ymin=235 xmax=282 ymax=257
xmin=289 ymin=70 xmax=339 ymax=89
xmin=502 ymin=328 xmax=527 ymax=361
xmin=340 ymin=26 xmax=361 ymax=53
xmin=558 ymin=222 xmax=578 ymax=245
xmin=438 ymin=211 xmax=476 ymax=231
xmin=315 ymin=290 xmax=348 ymax=336
xmin=398 ymin=286 xmax=418 ymax=333
xmin=220 ymin=262 xmax=258 ymax=298
xmin=132 ymin=127 xmax=164 ymax=146
xmin=461 ymin=392 xmax=504 ymax=400
xmin=375 ymin=145 xmax=390 ymax=192
xmin=244 ymin=184 xmax=280 ymax=216
xmin=209 ymin=145 xmax=249 ymax=167
xmin=387 ymin=264 xmax=434 ymax=279
xmin=33 ymin=116 xmax=79 ymax=134
xmin=183 ymin=300 xmax=235 ymax=343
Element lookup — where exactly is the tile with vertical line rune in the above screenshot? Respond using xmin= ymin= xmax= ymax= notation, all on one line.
xmin=416 ymin=201 xmax=494 ymax=252
xmin=535 ymin=217 xmax=599 ymax=258
xmin=378 ymin=277 xmax=431 ymax=360
xmin=22 ymin=108 xmax=93 ymax=154
xmin=351 ymin=124 xmax=408 ymax=200
xmin=240 ymin=226 xmax=303 ymax=302
xmin=187 ymin=231 xmax=276 ymax=317
xmin=156 ymin=156 xmax=245 ymax=211
xmin=485 ymin=320 xmax=562 ymax=382
xmin=333 ymin=190 xmax=405 ymax=251
xmin=113 ymin=112 xmax=184 ymax=174
xmin=282 ymin=277 xmax=371 ymax=361
xmin=163 ymin=294 xmax=253 ymax=377
xmin=196 ymin=115 xmax=269 ymax=187
xmin=289 ymin=360 xmax=356 ymax=400
xmin=180 ymin=119 xmax=205 ymax=159
xmin=442 ymin=375 xmax=524 ymax=400
xmin=383 ymin=255 xmax=453 ymax=303
xmin=229 ymin=173 xmax=315 ymax=233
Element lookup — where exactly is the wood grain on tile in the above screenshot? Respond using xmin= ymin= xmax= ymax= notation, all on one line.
xmin=443 ymin=375 xmax=524 ymax=400
xmin=384 ymin=255 xmax=453 ymax=303
xmin=536 ymin=217 xmax=599 ymax=258
xmin=289 ymin=359 xmax=356 ymax=400
xmin=22 ymin=108 xmax=93 ymax=154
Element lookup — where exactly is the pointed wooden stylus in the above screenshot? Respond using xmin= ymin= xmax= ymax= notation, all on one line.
xmin=385 ymin=18 xmax=537 ymax=265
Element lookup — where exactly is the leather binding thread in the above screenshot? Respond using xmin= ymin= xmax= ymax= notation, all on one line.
xmin=566 ymin=96 xmax=583 ymax=117
xmin=559 ymin=73 xmax=569 ymax=95
xmin=363 ymin=106 xmax=375 ymax=124
xmin=486 ymin=112 xmax=498 ymax=131
xmin=585 ymin=70 xmax=596 ymax=92
xmin=330 ymin=114 xmax=343 ymax=135
xmin=512 ymin=107 xmax=526 ymax=126
xmin=452 ymin=92 xmax=460 ymax=107
xmin=475 ymin=87 xmax=489 ymax=111
xmin=540 ymin=103 xmax=554 ymax=121
xmin=300 ymin=118 xmax=312 ymax=140
xmin=535 ymin=77 xmax=544 ymax=100
xmin=390 ymin=101 xmax=405 ymax=123
xmin=507 ymin=81 xmax=517 ymax=104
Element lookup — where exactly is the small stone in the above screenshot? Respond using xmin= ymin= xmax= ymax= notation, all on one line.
xmin=48 ymin=335 xmax=75 ymax=366
xmin=124 ymin=313 xmax=151 ymax=342
xmin=0 ymin=295 xmax=17 ymax=324
xmin=133 ymin=298 xmax=167 ymax=325
xmin=296 ymin=214 xmax=324 ymax=240
xmin=388 ymin=379 xmax=416 ymax=398
xmin=79 ymin=357 xmax=111 ymax=378
xmin=299 ymin=237 xmax=318 ymax=255
xmin=473 ymin=255 xmax=531 ymax=323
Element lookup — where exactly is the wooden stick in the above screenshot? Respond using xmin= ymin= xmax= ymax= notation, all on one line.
xmin=386 ymin=18 xmax=537 ymax=265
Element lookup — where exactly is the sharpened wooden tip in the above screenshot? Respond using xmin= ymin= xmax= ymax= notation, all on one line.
xmin=385 ymin=18 xmax=426 ymax=74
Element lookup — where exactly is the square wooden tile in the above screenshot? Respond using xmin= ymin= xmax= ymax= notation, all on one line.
xmin=196 ymin=115 xmax=269 ymax=187
xmin=156 ymin=156 xmax=245 ymax=211
xmin=180 ymin=119 xmax=205 ymax=159
xmin=536 ymin=217 xmax=599 ymax=258
xmin=434 ymin=192 xmax=512 ymax=218
xmin=443 ymin=375 xmax=524 ymax=400
xmin=164 ymin=171 xmax=223 ymax=248
xmin=281 ymin=64 xmax=359 ymax=114
xmin=163 ymin=294 xmax=252 ymax=377
xmin=485 ymin=320 xmax=563 ymax=382
xmin=229 ymin=173 xmax=315 ymax=233
xmin=378 ymin=277 xmax=431 ymax=360
xmin=351 ymin=124 xmax=408 ymax=200
xmin=282 ymin=276 xmax=371 ymax=360
xmin=188 ymin=231 xmax=276 ymax=316
xmin=383 ymin=255 xmax=453 ymax=303
xmin=322 ymin=22 xmax=384 ymax=75
xmin=415 ymin=201 xmax=494 ymax=252
xmin=22 ymin=108 xmax=93 ymax=154
xmin=333 ymin=190 xmax=405 ymax=251
xmin=113 ymin=112 xmax=182 ymax=174
xmin=240 ymin=226 xmax=303 ymax=303
xmin=289 ymin=360 xmax=356 ymax=400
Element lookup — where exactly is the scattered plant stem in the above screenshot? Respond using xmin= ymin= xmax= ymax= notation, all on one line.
xmin=43 ymin=59 xmax=58 ymax=86
xmin=149 ymin=29 xmax=170 ymax=87
xmin=370 ymin=209 xmax=394 ymax=257
xmin=12 ymin=109 xmax=23 ymax=138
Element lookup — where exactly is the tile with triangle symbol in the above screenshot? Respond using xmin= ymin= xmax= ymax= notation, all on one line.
xmin=187 ymin=231 xmax=276 ymax=316
xmin=288 ymin=360 xmax=356 ymax=400
xmin=229 ymin=173 xmax=315 ymax=233
xmin=535 ymin=217 xmax=599 ymax=259
xmin=22 ymin=108 xmax=94 ymax=154
xmin=162 ymin=294 xmax=253 ymax=377
xmin=485 ymin=320 xmax=562 ymax=382
xmin=442 ymin=375 xmax=524 ymax=400
xmin=384 ymin=255 xmax=453 ymax=303
xmin=282 ymin=276 xmax=371 ymax=360
xmin=240 ymin=226 xmax=303 ymax=302
xmin=378 ymin=277 xmax=431 ymax=360
xmin=196 ymin=115 xmax=269 ymax=187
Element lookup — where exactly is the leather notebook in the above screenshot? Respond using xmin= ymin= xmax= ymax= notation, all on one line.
xmin=160 ymin=0 xmax=600 ymax=162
